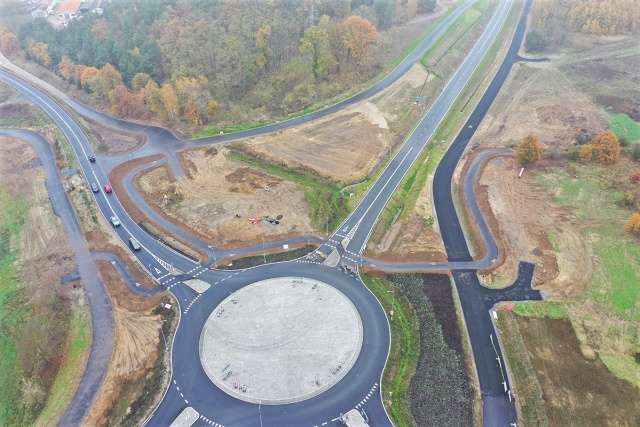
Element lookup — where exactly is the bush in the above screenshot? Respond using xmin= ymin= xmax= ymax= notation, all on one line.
xmin=630 ymin=143 xmax=640 ymax=161
xmin=524 ymin=30 xmax=548 ymax=53
xmin=629 ymin=172 xmax=640 ymax=184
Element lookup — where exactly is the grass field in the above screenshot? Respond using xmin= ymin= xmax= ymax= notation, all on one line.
xmin=0 ymin=190 xmax=27 ymax=424
xmin=609 ymin=113 xmax=640 ymax=143
xmin=537 ymin=163 xmax=640 ymax=322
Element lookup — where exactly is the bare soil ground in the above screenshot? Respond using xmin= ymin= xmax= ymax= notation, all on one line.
xmin=470 ymin=155 xmax=593 ymax=294
xmin=137 ymin=149 xmax=313 ymax=247
xmin=461 ymin=35 xmax=639 ymax=289
xmin=514 ymin=315 xmax=640 ymax=427
xmin=85 ymin=118 xmax=146 ymax=154
xmin=244 ymin=106 xmax=395 ymax=184
xmin=82 ymin=258 xmax=165 ymax=427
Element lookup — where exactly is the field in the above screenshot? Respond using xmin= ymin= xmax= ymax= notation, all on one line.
xmin=0 ymin=133 xmax=87 ymax=426
xmin=465 ymin=25 xmax=640 ymax=424
xmin=497 ymin=312 xmax=640 ymax=426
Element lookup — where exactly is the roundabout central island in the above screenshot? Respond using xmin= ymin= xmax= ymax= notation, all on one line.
xmin=199 ymin=277 xmax=363 ymax=404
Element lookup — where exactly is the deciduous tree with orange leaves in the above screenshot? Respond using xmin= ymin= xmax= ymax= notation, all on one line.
xmin=516 ymin=133 xmax=544 ymax=165
xmin=590 ymin=130 xmax=620 ymax=164
xmin=626 ymin=212 xmax=640 ymax=235
xmin=342 ymin=16 xmax=380 ymax=66
xmin=580 ymin=144 xmax=593 ymax=162
xmin=1 ymin=31 xmax=20 ymax=54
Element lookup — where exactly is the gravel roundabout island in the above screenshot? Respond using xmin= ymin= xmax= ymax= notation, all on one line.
xmin=200 ymin=277 xmax=363 ymax=404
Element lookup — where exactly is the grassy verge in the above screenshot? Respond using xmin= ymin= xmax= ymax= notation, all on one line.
xmin=34 ymin=310 xmax=91 ymax=426
xmin=362 ymin=275 xmax=419 ymax=427
xmin=419 ymin=0 xmax=495 ymax=68
xmin=54 ymin=128 xmax=77 ymax=170
xmin=218 ymin=244 xmax=316 ymax=270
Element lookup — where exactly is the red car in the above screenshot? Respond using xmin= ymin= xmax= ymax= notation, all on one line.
xmin=103 ymin=184 xmax=113 ymax=193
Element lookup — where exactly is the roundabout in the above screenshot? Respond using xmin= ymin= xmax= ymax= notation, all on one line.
xmin=199 ymin=277 xmax=363 ymax=404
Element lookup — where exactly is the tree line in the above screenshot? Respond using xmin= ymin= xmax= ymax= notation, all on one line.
xmin=528 ymin=0 xmax=639 ymax=49
xmin=3 ymin=0 xmax=438 ymax=128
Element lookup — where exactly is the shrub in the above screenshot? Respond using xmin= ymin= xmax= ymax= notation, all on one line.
xmin=629 ymin=172 xmax=640 ymax=184
xmin=524 ymin=30 xmax=548 ymax=53
xmin=590 ymin=130 xmax=620 ymax=164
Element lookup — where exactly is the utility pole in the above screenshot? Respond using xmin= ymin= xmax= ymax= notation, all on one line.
xmin=386 ymin=290 xmax=395 ymax=321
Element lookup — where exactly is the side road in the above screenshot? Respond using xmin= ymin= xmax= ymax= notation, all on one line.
xmin=0 ymin=129 xmax=115 ymax=427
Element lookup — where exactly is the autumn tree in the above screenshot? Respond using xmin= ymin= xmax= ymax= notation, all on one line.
xmin=58 ymin=56 xmax=77 ymax=82
xmin=1 ymin=31 xmax=20 ymax=54
xmin=590 ymin=130 xmax=620 ymax=164
xmin=300 ymin=23 xmax=331 ymax=80
xmin=160 ymin=83 xmax=179 ymax=122
xmin=342 ymin=15 xmax=380 ymax=66
xmin=255 ymin=25 xmax=273 ymax=77
xmin=175 ymin=76 xmax=210 ymax=125
xmin=207 ymin=100 xmax=220 ymax=120
xmin=626 ymin=213 xmax=640 ymax=235
xmin=629 ymin=172 xmax=640 ymax=184
xmin=516 ymin=133 xmax=544 ymax=165
xmin=81 ymin=67 xmax=99 ymax=91
xmin=27 ymin=40 xmax=51 ymax=69
xmin=87 ymin=64 xmax=123 ymax=99
xmin=109 ymin=84 xmax=146 ymax=119
xmin=131 ymin=73 xmax=152 ymax=93
xmin=579 ymin=144 xmax=593 ymax=162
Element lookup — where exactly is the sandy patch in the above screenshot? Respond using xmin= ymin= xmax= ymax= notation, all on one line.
xmin=244 ymin=108 xmax=394 ymax=184
xmin=472 ymin=62 xmax=607 ymax=150
xmin=138 ymin=148 xmax=313 ymax=246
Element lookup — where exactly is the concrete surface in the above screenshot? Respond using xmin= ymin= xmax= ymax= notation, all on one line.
xmin=200 ymin=277 xmax=363 ymax=404
xmin=169 ymin=407 xmax=199 ymax=427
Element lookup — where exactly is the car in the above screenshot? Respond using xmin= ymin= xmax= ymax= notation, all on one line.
xmin=103 ymin=184 xmax=112 ymax=193
xmin=110 ymin=216 xmax=120 ymax=227
xmin=91 ymin=183 xmax=99 ymax=193
xmin=129 ymin=237 xmax=141 ymax=251
xmin=88 ymin=155 xmax=96 ymax=162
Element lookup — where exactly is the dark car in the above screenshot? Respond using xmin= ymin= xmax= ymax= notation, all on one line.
xmin=104 ymin=184 xmax=112 ymax=193
xmin=91 ymin=183 xmax=99 ymax=193
xmin=88 ymin=155 xmax=96 ymax=162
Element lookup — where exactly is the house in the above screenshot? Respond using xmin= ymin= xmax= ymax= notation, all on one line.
xmin=31 ymin=3 xmax=49 ymax=17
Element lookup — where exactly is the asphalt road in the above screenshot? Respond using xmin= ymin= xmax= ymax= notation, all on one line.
xmin=0 ymin=0 xmax=545 ymax=425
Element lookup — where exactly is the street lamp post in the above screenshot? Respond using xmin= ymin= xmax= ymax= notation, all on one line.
xmin=387 ymin=290 xmax=395 ymax=321
xmin=262 ymin=236 xmax=266 ymax=264
xmin=350 ymin=192 xmax=354 ymax=210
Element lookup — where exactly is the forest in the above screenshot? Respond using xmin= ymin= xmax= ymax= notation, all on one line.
xmin=2 ymin=0 xmax=438 ymax=130
xmin=529 ymin=0 xmax=639 ymax=46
